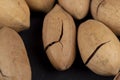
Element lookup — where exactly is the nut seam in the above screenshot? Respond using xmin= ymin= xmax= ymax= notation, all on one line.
xmin=96 ymin=0 xmax=105 ymax=17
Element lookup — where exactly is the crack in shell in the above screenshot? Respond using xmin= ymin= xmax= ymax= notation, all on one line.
xmin=45 ymin=21 xmax=63 ymax=52
xmin=85 ymin=40 xmax=110 ymax=65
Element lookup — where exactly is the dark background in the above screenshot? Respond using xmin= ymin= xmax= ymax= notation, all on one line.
xmin=19 ymin=2 xmax=115 ymax=80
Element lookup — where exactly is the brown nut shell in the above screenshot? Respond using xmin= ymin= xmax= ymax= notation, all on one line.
xmin=42 ymin=4 xmax=76 ymax=71
xmin=91 ymin=0 xmax=120 ymax=35
xmin=25 ymin=0 xmax=55 ymax=12
xmin=78 ymin=20 xmax=120 ymax=76
xmin=0 ymin=27 xmax=31 ymax=80
xmin=58 ymin=0 xmax=90 ymax=19
xmin=0 ymin=0 xmax=30 ymax=32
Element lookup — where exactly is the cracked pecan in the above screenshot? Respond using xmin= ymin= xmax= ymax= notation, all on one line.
xmin=42 ymin=4 xmax=76 ymax=71
xmin=78 ymin=20 xmax=120 ymax=76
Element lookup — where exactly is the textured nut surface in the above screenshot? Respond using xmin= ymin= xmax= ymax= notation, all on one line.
xmin=58 ymin=0 xmax=90 ymax=19
xmin=78 ymin=20 xmax=120 ymax=76
xmin=25 ymin=0 xmax=55 ymax=12
xmin=0 ymin=27 xmax=31 ymax=80
xmin=91 ymin=0 xmax=120 ymax=35
xmin=0 ymin=0 xmax=30 ymax=32
xmin=43 ymin=4 xmax=76 ymax=71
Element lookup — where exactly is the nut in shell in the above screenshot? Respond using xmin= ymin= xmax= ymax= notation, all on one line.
xmin=58 ymin=0 xmax=90 ymax=19
xmin=0 ymin=27 xmax=31 ymax=80
xmin=42 ymin=4 xmax=76 ymax=71
xmin=25 ymin=0 xmax=55 ymax=12
xmin=0 ymin=0 xmax=30 ymax=32
xmin=91 ymin=0 xmax=120 ymax=35
xmin=77 ymin=20 xmax=120 ymax=76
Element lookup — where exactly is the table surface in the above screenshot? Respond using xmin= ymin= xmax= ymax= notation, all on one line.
xmin=19 ymin=10 xmax=115 ymax=80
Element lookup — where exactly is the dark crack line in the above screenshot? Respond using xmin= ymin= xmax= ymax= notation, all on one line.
xmin=58 ymin=22 xmax=63 ymax=47
xmin=85 ymin=40 xmax=110 ymax=65
xmin=96 ymin=0 xmax=105 ymax=17
xmin=45 ymin=41 xmax=59 ymax=51
xmin=45 ymin=21 xmax=63 ymax=52
xmin=0 ymin=69 xmax=9 ymax=78
xmin=59 ymin=22 xmax=63 ymax=41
